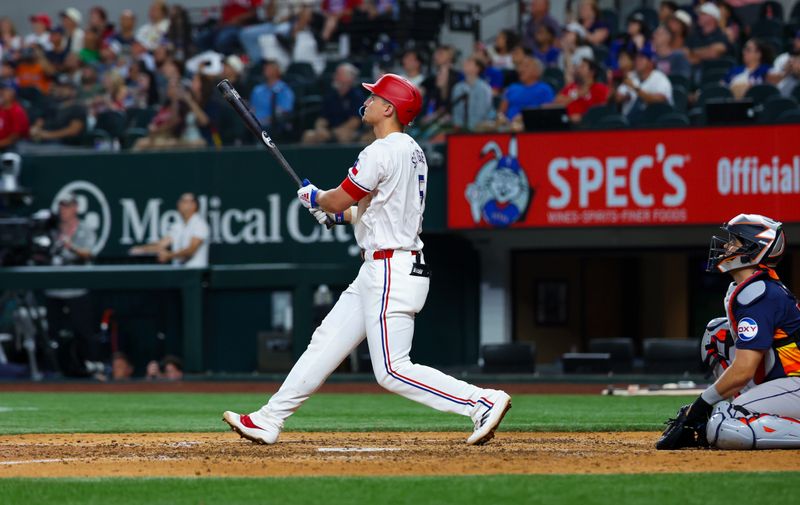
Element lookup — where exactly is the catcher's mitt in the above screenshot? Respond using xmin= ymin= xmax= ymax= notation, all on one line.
xmin=655 ymin=404 xmax=708 ymax=450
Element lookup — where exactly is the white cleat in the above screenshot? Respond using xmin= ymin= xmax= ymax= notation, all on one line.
xmin=467 ymin=391 xmax=512 ymax=445
xmin=222 ymin=411 xmax=282 ymax=445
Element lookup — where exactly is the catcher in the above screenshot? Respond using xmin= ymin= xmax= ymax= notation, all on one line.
xmin=657 ymin=214 xmax=800 ymax=450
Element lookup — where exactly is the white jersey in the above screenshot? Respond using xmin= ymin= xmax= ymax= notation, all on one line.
xmin=169 ymin=213 xmax=210 ymax=267
xmin=341 ymin=132 xmax=427 ymax=251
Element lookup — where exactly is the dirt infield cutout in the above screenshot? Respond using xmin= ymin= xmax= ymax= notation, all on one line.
xmin=2 ymin=432 xmax=800 ymax=478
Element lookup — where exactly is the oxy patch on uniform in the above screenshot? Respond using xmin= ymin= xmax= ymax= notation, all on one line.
xmin=737 ymin=317 xmax=759 ymax=341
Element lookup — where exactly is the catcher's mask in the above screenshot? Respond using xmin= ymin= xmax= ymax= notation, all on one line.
xmin=707 ymin=214 xmax=786 ymax=273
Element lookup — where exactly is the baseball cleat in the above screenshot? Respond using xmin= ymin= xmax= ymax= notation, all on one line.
xmin=467 ymin=391 xmax=512 ymax=445
xmin=222 ymin=411 xmax=281 ymax=445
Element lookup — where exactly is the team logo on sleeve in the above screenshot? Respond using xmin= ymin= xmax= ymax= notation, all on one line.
xmin=737 ymin=318 xmax=759 ymax=341
xmin=464 ymin=136 xmax=532 ymax=228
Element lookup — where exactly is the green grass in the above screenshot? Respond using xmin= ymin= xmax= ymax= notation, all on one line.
xmin=0 ymin=393 xmax=694 ymax=434
xmin=0 ymin=473 xmax=796 ymax=505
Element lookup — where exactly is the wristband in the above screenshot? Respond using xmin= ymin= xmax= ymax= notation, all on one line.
xmin=334 ymin=212 xmax=345 ymax=224
xmin=700 ymin=385 xmax=724 ymax=405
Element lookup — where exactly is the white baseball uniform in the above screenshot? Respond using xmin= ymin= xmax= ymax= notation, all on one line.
xmin=258 ymin=132 xmax=501 ymax=425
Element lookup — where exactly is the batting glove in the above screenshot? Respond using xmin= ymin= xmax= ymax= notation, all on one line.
xmin=308 ymin=207 xmax=328 ymax=225
xmin=297 ymin=179 xmax=319 ymax=209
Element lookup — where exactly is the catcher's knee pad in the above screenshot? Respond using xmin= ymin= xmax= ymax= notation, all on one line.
xmin=707 ymin=402 xmax=800 ymax=449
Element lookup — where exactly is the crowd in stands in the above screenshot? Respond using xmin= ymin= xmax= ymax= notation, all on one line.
xmin=1 ymin=0 xmax=800 ymax=152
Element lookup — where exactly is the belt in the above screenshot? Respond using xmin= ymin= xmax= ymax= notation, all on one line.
xmin=361 ymin=249 xmax=419 ymax=261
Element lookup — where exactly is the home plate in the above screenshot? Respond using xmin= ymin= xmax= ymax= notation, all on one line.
xmin=317 ymin=447 xmax=401 ymax=453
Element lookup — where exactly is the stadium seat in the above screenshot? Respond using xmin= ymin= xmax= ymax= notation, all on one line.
xmin=596 ymin=113 xmax=628 ymax=129
xmin=286 ymin=62 xmax=317 ymax=81
xmin=700 ymin=57 xmax=736 ymax=86
xmin=593 ymin=45 xmax=610 ymax=68
xmin=656 ymin=112 xmax=690 ymax=126
xmin=751 ymin=18 xmax=784 ymax=39
xmin=643 ymin=339 xmax=701 ymax=374
xmin=792 ymin=0 xmax=800 ymax=22
xmin=91 ymin=110 xmax=127 ymax=146
xmin=776 ymin=107 xmax=800 ymax=123
xmin=580 ymin=104 xmax=616 ymax=128
xmin=480 ymin=343 xmax=536 ymax=374
xmin=639 ymin=102 xmax=675 ymax=126
xmin=587 ymin=338 xmax=634 ymax=373
xmin=543 ymin=67 xmax=565 ymax=92
xmin=745 ymin=83 xmax=780 ymax=104
xmin=701 ymin=67 xmax=731 ymax=86
xmin=126 ymin=106 xmax=158 ymax=129
xmin=671 ymin=86 xmax=688 ymax=112
xmin=668 ymin=74 xmax=690 ymax=91
xmin=758 ymin=96 xmax=799 ymax=123
xmin=697 ymin=84 xmax=733 ymax=106
xmin=562 ymin=352 xmax=611 ymax=374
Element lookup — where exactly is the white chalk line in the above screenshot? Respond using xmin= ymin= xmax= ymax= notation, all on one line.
xmin=317 ymin=447 xmax=401 ymax=453
xmin=0 ymin=458 xmax=79 ymax=466
xmin=0 ymin=407 xmax=40 ymax=413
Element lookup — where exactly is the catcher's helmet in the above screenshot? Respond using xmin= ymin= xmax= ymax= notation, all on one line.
xmin=707 ymin=214 xmax=786 ymax=273
xmin=362 ymin=73 xmax=422 ymax=125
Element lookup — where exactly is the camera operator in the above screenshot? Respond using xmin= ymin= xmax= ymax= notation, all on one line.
xmin=44 ymin=192 xmax=97 ymax=376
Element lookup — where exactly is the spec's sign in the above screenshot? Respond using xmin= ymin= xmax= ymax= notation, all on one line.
xmin=447 ymin=125 xmax=800 ymax=229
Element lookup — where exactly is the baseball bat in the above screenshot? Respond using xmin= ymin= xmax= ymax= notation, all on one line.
xmin=216 ymin=79 xmax=334 ymax=228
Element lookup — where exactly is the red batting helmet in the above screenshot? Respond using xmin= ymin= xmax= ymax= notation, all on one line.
xmin=362 ymin=73 xmax=422 ymax=125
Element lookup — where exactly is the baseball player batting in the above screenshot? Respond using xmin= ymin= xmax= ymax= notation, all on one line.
xmin=223 ymin=74 xmax=512 ymax=445
xmin=658 ymin=214 xmax=800 ymax=450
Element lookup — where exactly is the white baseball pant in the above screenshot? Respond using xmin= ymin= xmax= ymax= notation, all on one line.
xmin=262 ymin=251 xmax=496 ymax=422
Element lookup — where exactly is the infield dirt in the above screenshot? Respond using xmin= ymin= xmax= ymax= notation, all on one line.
xmin=2 ymin=431 xmax=799 ymax=478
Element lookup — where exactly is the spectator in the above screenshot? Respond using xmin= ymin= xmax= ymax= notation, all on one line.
xmin=222 ymin=54 xmax=245 ymax=89
xmin=129 ymin=192 xmax=210 ymax=267
xmin=77 ymin=65 xmax=104 ymax=105
xmin=44 ymin=28 xmax=71 ymax=75
xmin=98 ymin=39 xmax=126 ymax=77
xmin=0 ymin=80 xmax=30 ymax=151
xmin=0 ymin=18 xmax=22 ymax=60
xmin=576 ymin=0 xmax=610 ymax=47
xmin=687 ymin=3 xmax=731 ymax=66
xmin=472 ymin=43 xmax=505 ymax=95
xmin=136 ymin=0 xmax=171 ymax=51
xmin=16 ymin=47 xmax=53 ymax=95
xmin=608 ymin=12 xmax=650 ymax=69
xmin=497 ymin=55 xmax=554 ymax=130
xmin=238 ymin=2 xmax=294 ymax=63
xmin=88 ymin=7 xmax=115 ymax=42
xmin=111 ymin=352 xmax=133 ymax=381
xmin=559 ymin=23 xmax=594 ymax=85
xmin=132 ymin=80 xmax=189 ymax=150
xmin=608 ymin=46 xmax=636 ymax=101
xmin=112 ymin=10 xmax=137 ymax=50
xmin=451 ymin=56 xmax=494 ymax=131
xmin=321 ymin=0 xmax=360 ymax=43
xmin=302 ymin=63 xmax=362 ymax=144
xmin=128 ymin=61 xmax=160 ymax=108
xmin=166 ymin=5 xmax=193 ymax=60
xmin=614 ymin=45 xmax=673 ymax=125
xmin=28 ymin=81 xmax=87 ymax=146
xmin=61 ymin=7 xmax=85 ymax=55
xmin=163 ymin=355 xmax=184 ymax=380
xmin=179 ymin=73 xmax=221 ymax=148
xmin=350 ymin=0 xmax=399 ymax=56
xmin=249 ymin=60 xmax=295 ymax=136
xmin=769 ymin=31 xmax=800 ymax=97
xmin=25 ymin=13 xmax=53 ymax=51
xmin=422 ymin=45 xmax=461 ymax=118
xmin=197 ymin=0 xmax=259 ymax=55
xmin=79 ymin=28 xmax=101 ymax=65
xmin=658 ymin=1 xmax=679 ymax=24
xmin=400 ymin=49 xmax=425 ymax=88
xmin=654 ymin=24 xmax=691 ymax=80
xmin=718 ymin=2 xmax=742 ymax=48
xmin=666 ymin=11 xmax=691 ymax=52
xmin=523 ymin=0 xmax=561 ymax=51
xmin=555 ymin=56 xmax=609 ymax=123
xmin=488 ymin=29 xmax=519 ymax=70
xmin=45 ymin=192 xmax=97 ymax=377
xmin=531 ymin=24 xmax=560 ymax=68
xmin=146 ymin=355 xmax=184 ymax=380
xmin=725 ymin=38 xmax=773 ymax=99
